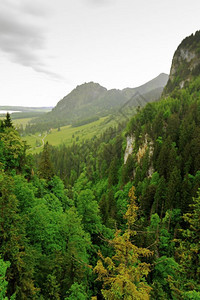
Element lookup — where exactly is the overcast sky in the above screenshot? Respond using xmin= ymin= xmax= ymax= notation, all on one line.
xmin=0 ymin=0 xmax=199 ymax=107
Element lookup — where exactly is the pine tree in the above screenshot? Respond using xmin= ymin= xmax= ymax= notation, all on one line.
xmin=166 ymin=167 xmax=182 ymax=209
xmin=175 ymin=191 xmax=200 ymax=286
xmin=38 ymin=142 xmax=54 ymax=181
xmin=108 ymin=156 xmax=118 ymax=188
xmin=4 ymin=113 xmax=13 ymax=128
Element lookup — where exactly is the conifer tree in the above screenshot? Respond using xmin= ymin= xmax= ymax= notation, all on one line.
xmin=108 ymin=156 xmax=118 ymax=188
xmin=175 ymin=191 xmax=200 ymax=286
xmin=4 ymin=113 xmax=13 ymax=128
xmin=38 ymin=142 xmax=55 ymax=181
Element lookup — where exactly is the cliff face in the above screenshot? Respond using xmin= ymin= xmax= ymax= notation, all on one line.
xmin=124 ymin=133 xmax=154 ymax=177
xmin=124 ymin=135 xmax=135 ymax=164
xmin=163 ymin=30 xmax=200 ymax=95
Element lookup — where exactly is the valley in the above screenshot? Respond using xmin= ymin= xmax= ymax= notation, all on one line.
xmin=0 ymin=31 xmax=200 ymax=299
xmin=7 ymin=73 xmax=168 ymax=153
xmin=23 ymin=116 xmax=116 ymax=153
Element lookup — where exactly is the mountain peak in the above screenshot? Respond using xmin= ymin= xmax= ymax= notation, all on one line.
xmin=76 ymin=81 xmax=107 ymax=90
xmin=33 ymin=73 xmax=168 ymax=129
xmin=163 ymin=30 xmax=200 ymax=95
xmin=122 ymin=73 xmax=168 ymax=99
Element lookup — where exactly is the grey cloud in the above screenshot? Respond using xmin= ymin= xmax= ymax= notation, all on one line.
xmin=1 ymin=0 xmax=48 ymax=17
xmin=21 ymin=2 xmax=48 ymax=17
xmin=0 ymin=1 xmax=61 ymax=80
xmin=33 ymin=67 xmax=65 ymax=81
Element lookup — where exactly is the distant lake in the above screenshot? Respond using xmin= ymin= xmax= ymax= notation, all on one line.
xmin=0 ymin=110 xmax=21 ymax=114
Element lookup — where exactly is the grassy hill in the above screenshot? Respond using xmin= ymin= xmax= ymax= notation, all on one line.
xmin=23 ymin=116 xmax=120 ymax=153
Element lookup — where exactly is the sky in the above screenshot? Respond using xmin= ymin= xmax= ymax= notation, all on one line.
xmin=0 ymin=0 xmax=200 ymax=107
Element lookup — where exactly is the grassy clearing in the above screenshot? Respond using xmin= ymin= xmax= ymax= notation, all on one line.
xmin=13 ymin=118 xmax=32 ymax=129
xmin=23 ymin=116 xmax=117 ymax=153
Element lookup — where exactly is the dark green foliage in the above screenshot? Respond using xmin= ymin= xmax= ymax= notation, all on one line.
xmin=72 ymin=116 xmax=99 ymax=127
xmin=166 ymin=167 xmax=182 ymax=210
xmin=175 ymin=191 xmax=200 ymax=286
xmin=121 ymin=154 xmax=134 ymax=184
xmin=108 ymin=156 xmax=118 ymax=187
xmin=4 ymin=113 xmax=13 ymax=128
xmin=38 ymin=142 xmax=55 ymax=180
xmin=152 ymin=176 xmax=166 ymax=217
xmin=0 ymin=69 xmax=200 ymax=298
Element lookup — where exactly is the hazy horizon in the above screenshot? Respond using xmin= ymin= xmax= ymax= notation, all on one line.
xmin=0 ymin=0 xmax=199 ymax=107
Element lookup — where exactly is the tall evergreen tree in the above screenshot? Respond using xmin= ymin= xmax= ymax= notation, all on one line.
xmin=38 ymin=142 xmax=55 ymax=181
xmin=4 ymin=113 xmax=13 ymax=128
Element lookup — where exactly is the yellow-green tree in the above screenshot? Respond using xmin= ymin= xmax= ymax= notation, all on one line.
xmin=94 ymin=187 xmax=152 ymax=300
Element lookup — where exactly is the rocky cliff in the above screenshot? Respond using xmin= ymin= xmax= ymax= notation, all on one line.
xmin=163 ymin=30 xmax=200 ymax=95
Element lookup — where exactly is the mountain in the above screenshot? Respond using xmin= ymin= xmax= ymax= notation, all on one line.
xmin=163 ymin=30 xmax=200 ymax=95
xmin=122 ymin=73 xmax=168 ymax=99
xmin=31 ymin=73 xmax=168 ymax=129
xmin=1 ymin=31 xmax=200 ymax=300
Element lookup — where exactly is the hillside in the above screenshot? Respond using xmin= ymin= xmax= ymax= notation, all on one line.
xmin=1 ymin=31 xmax=200 ymax=299
xmin=163 ymin=30 xmax=200 ymax=95
xmin=122 ymin=72 xmax=168 ymax=98
xmin=30 ymin=73 xmax=168 ymax=130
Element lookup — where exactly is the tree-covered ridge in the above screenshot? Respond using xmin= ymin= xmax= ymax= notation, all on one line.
xmin=164 ymin=30 xmax=200 ymax=95
xmin=0 ymin=117 xmax=94 ymax=299
xmin=30 ymin=77 xmax=200 ymax=298
xmin=26 ymin=73 xmax=168 ymax=134
xmin=1 ymin=32 xmax=200 ymax=298
xmin=126 ymin=77 xmax=200 ymax=214
xmin=1 ymin=76 xmax=200 ymax=298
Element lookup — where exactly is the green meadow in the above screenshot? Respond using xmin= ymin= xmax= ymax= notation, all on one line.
xmin=22 ymin=116 xmax=117 ymax=153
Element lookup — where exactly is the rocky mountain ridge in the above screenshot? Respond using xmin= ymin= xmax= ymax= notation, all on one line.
xmin=163 ymin=30 xmax=200 ymax=95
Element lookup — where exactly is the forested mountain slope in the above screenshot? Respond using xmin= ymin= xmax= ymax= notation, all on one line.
xmin=29 ymin=73 xmax=168 ymax=131
xmin=0 ymin=31 xmax=200 ymax=299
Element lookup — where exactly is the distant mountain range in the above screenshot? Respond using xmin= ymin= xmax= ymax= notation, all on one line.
xmin=31 ymin=73 xmax=168 ymax=128
xmin=0 ymin=106 xmax=52 ymax=113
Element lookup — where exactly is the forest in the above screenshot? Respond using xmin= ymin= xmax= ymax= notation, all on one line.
xmin=0 ymin=73 xmax=200 ymax=299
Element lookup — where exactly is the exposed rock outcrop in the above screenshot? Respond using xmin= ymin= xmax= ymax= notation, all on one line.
xmin=136 ymin=134 xmax=154 ymax=177
xmin=163 ymin=30 xmax=200 ymax=95
xmin=124 ymin=133 xmax=154 ymax=177
xmin=124 ymin=135 xmax=135 ymax=164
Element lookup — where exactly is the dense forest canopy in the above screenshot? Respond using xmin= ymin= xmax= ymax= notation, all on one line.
xmin=1 ymin=31 xmax=200 ymax=299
